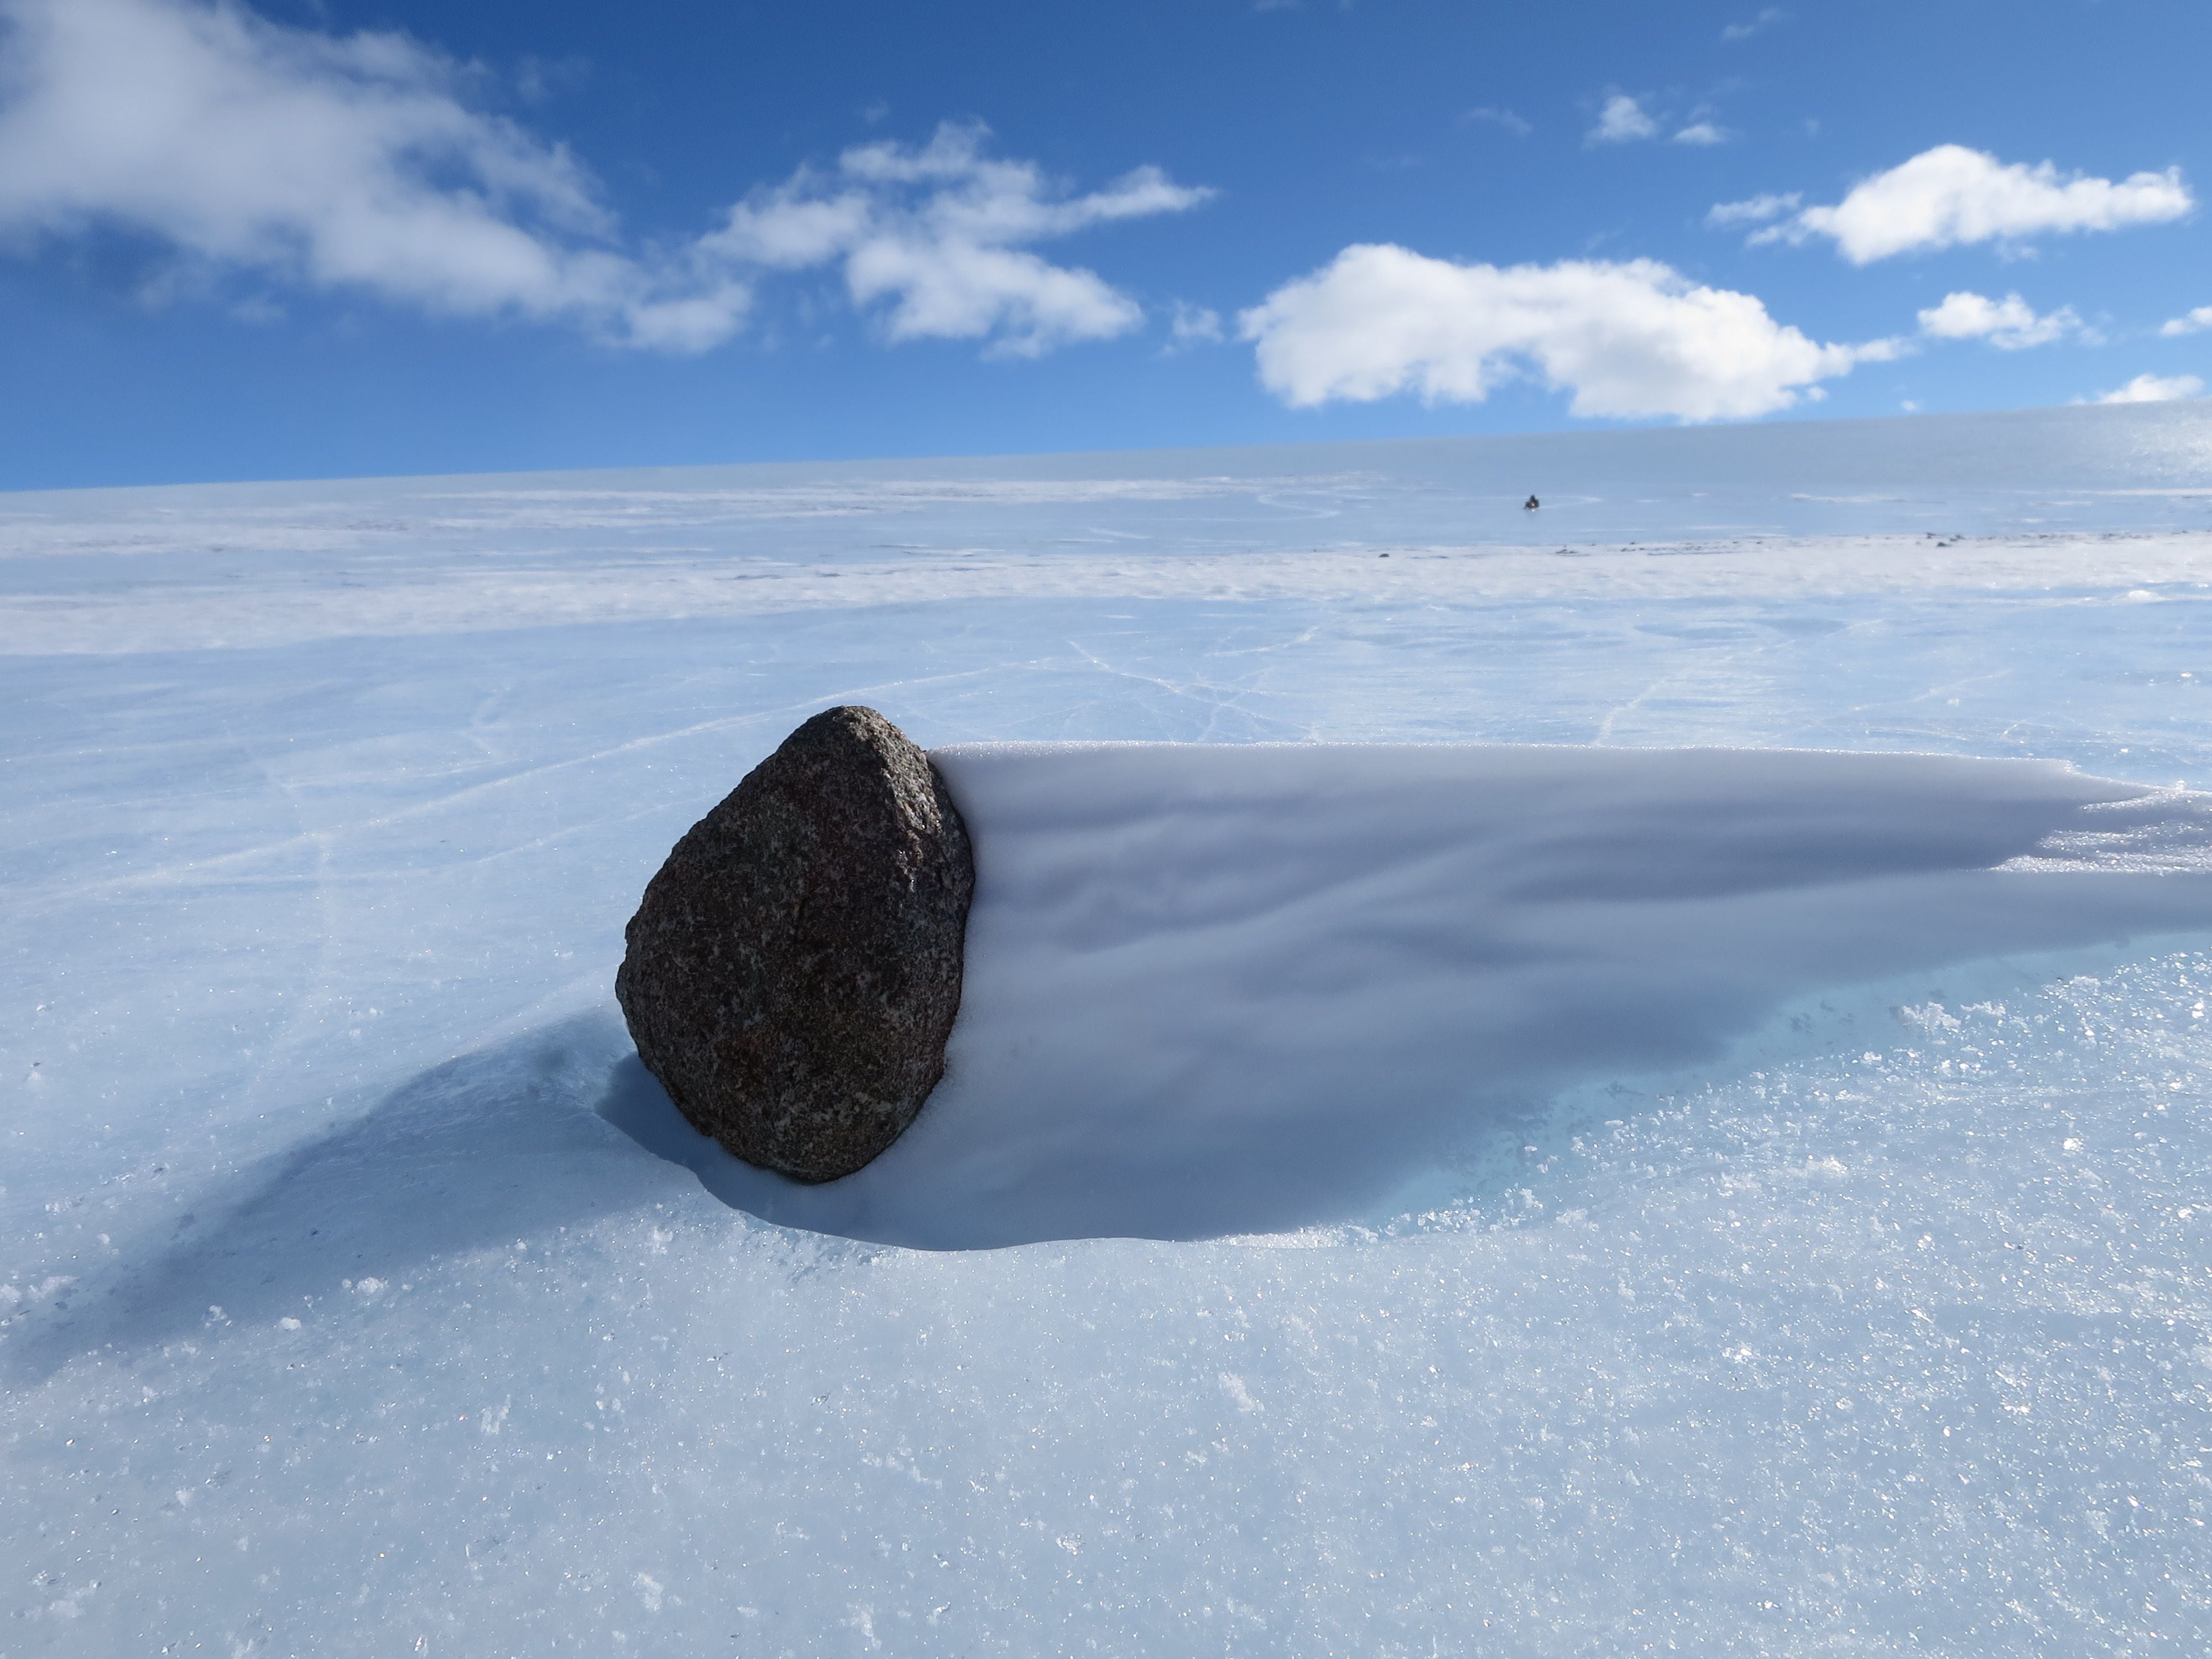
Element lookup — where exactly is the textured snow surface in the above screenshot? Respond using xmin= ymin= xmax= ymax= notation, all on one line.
xmin=7 ymin=404 xmax=2212 ymax=1653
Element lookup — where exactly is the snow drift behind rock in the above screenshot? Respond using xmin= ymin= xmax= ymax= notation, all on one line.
xmin=604 ymin=744 xmax=2212 ymax=1246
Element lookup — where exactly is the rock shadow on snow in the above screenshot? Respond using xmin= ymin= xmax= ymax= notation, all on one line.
xmin=3 ymin=1013 xmax=682 ymax=1381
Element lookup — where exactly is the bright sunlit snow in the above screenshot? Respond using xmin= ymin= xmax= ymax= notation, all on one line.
xmin=7 ymin=401 xmax=2212 ymax=1652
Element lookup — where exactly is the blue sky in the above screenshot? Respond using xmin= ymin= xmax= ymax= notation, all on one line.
xmin=1 ymin=0 xmax=2208 ymax=487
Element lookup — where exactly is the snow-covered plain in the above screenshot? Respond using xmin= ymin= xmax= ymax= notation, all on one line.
xmin=7 ymin=401 xmax=2212 ymax=1652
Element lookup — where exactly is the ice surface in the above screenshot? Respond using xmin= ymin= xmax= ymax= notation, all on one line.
xmin=6 ymin=403 xmax=2212 ymax=1652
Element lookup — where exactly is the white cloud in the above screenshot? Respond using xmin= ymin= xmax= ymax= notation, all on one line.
xmin=2094 ymin=372 xmax=2204 ymax=404
xmin=1588 ymin=95 xmax=1658 ymax=145
xmin=1166 ymin=301 xmax=1224 ymax=351
xmin=706 ymin=123 xmax=1210 ymax=357
xmin=1742 ymin=144 xmax=2193 ymax=263
xmin=1721 ymin=8 xmax=1788 ymax=41
xmin=1916 ymin=290 xmax=2079 ymax=350
xmin=1707 ymin=192 xmax=1801 ymax=228
xmin=0 ymin=0 xmax=747 ymax=349
xmin=0 ymin=0 xmax=1209 ymax=359
xmin=2161 ymin=305 xmax=2212 ymax=337
xmin=1587 ymin=89 xmax=1730 ymax=149
xmin=1465 ymin=106 xmax=1532 ymax=137
xmin=1238 ymin=244 xmax=1900 ymax=422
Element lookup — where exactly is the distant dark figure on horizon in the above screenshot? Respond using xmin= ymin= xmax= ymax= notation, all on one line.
xmin=1524 ymin=494 xmax=1540 ymax=510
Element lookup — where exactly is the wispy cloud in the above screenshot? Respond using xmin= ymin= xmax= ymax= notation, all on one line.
xmin=1731 ymin=144 xmax=2193 ymax=263
xmin=1165 ymin=300 xmax=1224 ymax=352
xmin=1707 ymin=192 xmax=1801 ymax=228
xmin=1587 ymin=94 xmax=1658 ymax=145
xmin=1464 ymin=106 xmax=1532 ymax=137
xmin=1916 ymin=290 xmax=2080 ymax=349
xmin=1238 ymin=244 xmax=1901 ymax=421
xmin=2160 ymin=305 xmax=2212 ymax=337
xmin=514 ymin=53 xmax=589 ymax=107
xmin=1720 ymin=8 xmax=1788 ymax=42
xmin=1590 ymin=94 xmax=1727 ymax=149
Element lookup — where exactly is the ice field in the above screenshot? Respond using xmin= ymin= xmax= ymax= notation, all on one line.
xmin=7 ymin=401 xmax=2212 ymax=1652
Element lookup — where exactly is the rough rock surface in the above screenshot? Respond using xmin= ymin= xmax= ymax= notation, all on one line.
xmin=615 ymin=706 xmax=974 ymax=1182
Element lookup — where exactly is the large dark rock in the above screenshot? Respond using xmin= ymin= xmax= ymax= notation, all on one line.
xmin=615 ymin=707 xmax=974 ymax=1182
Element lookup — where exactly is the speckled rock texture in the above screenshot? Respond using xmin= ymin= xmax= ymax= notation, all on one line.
xmin=615 ymin=706 xmax=974 ymax=1182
